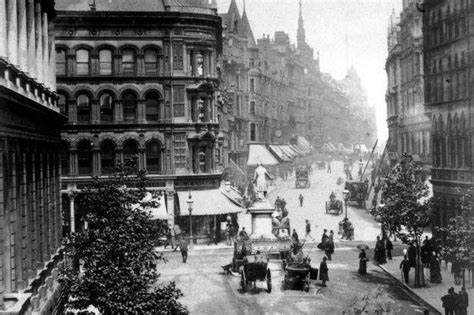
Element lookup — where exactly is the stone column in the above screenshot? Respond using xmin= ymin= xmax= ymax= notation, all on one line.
xmin=68 ymin=193 xmax=75 ymax=234
xmin=35 ymin=0 xmax=43 ymax=83
xmin=42 ymin=11 xmax=49 ymax=88
xmin=18 ymin=0 xmax=28 ymax=72
xmin=137 ymin=99 xmax=146 ymax=123
xmin=8 ymin=0 xmax=19 ymax=66
xmin=48 ymin=21 xmax=55 ymax=90
xmin=0 ymin=0 xmax=7 ymax=58
xmin=26 ymin=0 xmax=35 ymax=77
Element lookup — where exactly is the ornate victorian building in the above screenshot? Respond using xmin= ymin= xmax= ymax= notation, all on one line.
xmin=386 ymin=1 xmax=431 ymax=169
xmin=0 ymin=0 xmax=66 ymax=313
xmin=423 ymin=0 xmax=472 ymax=228
xmin=54 ymin=0 xmax=227 ymax=236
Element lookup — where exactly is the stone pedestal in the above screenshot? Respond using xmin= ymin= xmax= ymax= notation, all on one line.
xmin=247 ymin=199 xmax=275 ymax=238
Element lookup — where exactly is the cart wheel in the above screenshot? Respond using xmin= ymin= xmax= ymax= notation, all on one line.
xmin=241 ymin=272 xmax=246 ymax=292
xmin=266 ymin=269 xmax=272 ymax=293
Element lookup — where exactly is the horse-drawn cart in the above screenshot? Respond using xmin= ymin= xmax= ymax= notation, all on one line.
xmin=240 ymin=254 xmax=272 ymax=293
xmin=325 ymin=199 xmax=343 ymax=215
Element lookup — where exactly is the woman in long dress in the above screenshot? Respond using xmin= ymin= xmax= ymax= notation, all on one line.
xmin=359 ymin=249 xmax=368 ymax=275
xmin=319 ymin=257 xmax=329 ymax=287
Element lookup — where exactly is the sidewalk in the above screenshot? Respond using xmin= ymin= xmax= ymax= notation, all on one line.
xmin=156 ymin=242 xmax=233 ymax=253
xmin=379 ymin=255 xmax=473 ymax=314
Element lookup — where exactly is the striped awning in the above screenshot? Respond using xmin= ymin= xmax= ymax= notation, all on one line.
xmin=177 ymin=189 xmax=244 ymax=216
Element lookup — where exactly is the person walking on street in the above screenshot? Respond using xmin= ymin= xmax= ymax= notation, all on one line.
xmin=407 ymin=242 xmax=417 ymax=268
xmin=164 ymin=225 xmax=174 ymax=250
xmin=318 ymin=229 xmax=328 ymax=250
xmin=325 ymin=237 xmax=334 ymax=261
xmin=319 ymin=257 xmax=329 ymax=287
xmin=385 ymin=237 xmax=393 ymax=260
xmin=327 ymin=162 xmax=331 ymax=174
xmin=359 ymin=249 xmax=368 ymax=275
xmin=441 ymin=287 xmax=457 ymax=315
xmin=305 ymin=220 xmax=315 ymax=241
xmin=292 ymin=229 xmax=299 ymax=243
xmin=400 ymin=255 xmax=411 ymax=284
xmin=238 ymin=227 xmax=249 ymax=241
xmin=179 ymin=238 xmax=189 ymax=263
xmin=430 ymin=252 xmax=442 ymax=283
xmin=298 ymin=194 xmax=304 ymax=207
xmin=457 ymin=286 xmax=469 ymax=315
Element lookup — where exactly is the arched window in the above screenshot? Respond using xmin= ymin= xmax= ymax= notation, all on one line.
xmin=77 ymin=140 xmax=93 ymax=175
xmin=249 ymin=101 xmax=256 ymax=115
xmin=76 ymin=94 xmax=91 ymax=122
xmin=123 ymin=140 xmax=138 ymax=166
xmin=56 ymin=49 xmax=66 ymax=75
xmin=58 ymin=93 xmax=68 ymax=116
xmin=145 ymin=92 xmax=161 ymax=121
xmin=100 ymin=93 xmax=114 ymax=121
xmin=144 ymin=49 xmax=158 ymax=75
xmin=100 ymin=140 xmax=116 ymax=174
xmin=122 ymin=49 xmax=135 ymax=75
xmin=99 ymin=49 xmax=112 ymax=75
xmin=122 ymin=92 xmax=137 ymax=121
xmin=76 ymin=49 xmax=90 ymax=75
xmin=146 ymin=141 xmax=161 ymax=174
xmin=59 ymin=141 xmax=69 ymax=175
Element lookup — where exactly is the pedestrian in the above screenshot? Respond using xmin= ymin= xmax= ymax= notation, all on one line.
xmin=327 ymin=162 xmax=331 ymax=174
xmin=429 ymin=252 xmax=442 ymax=283
xmin=292 ymin=229 xmax=299 ymax=243
xmin=318 ymin=229 xmax=328 ymax=249
xmin=374 ymin=236 xmax=386 ymax=264
xmin=325 ymin=238 xmax=334 ymax=260
xmin=452 ymin=259 xmax=462 ymax=285
xmin=164 ymin=225 xmax=174 ymax=250
xmin=385 ymin=237 xmax=393 ymax=260
xmin=298 ymin=194 xmax=304 ymax=207
xmin=281 ymin=198 xmax=287 ymax=210
xmin=441 ymin=287 xmax=457 ymax=315
xmin=305 ymin=219 xmax=314 ymax=241
xmin=319 ymin=256 xmax=329 ymax=287
xmin=400 ymin=255 xmax=411 ymax=284
xmin=329 ymin=230 xmax=334 ymax=241
xmin=457 ymin=286 xmax=469 ymax=315
xmin=179 ymin=238 xmax=188 ymax=263
xmin=359 ymin=249 xmax=368 ymax=275
xmin=407 ymin=242 xmax=417 ymax=268
xmin=238 ymin=227 xmax=249 ymax=241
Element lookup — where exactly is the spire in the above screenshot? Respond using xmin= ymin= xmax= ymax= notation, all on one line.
xmin=297 ymin=0 xmax=305 ymax=47
xmin=243 ymin=0 xmax=246 ymax=13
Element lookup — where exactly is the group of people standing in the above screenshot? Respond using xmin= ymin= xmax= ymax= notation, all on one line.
xmin=317 ymin=229 xmax=335 ymax=260
xmin=441 ymin=286 xmax=469 ymax=315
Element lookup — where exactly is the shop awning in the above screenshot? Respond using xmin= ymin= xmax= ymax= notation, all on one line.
xmin=280 ymin=145 xmax=298 ymax=159
xmin=290 ymin=144 xmax=305 ymax=156
xmin=132 ymin=192 xmax=171 ymax=220
xmin=268 ymin=145 xmax=293 ymax=162
xmin=296 ymin=136 xmax=312 ymax=153
xmin=177 ymin=189 xmax=244 ymax=216
xmin=247 ymin=144 xmax=279 ymax=166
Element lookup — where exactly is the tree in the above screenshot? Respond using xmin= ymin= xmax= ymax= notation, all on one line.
xmin=436 ymin=188 xmax=474 ymax=287
xmin=59 ymin=162 xmax=188 ymax=314
xmin=369 ymin=154 xmax=430 ymax=287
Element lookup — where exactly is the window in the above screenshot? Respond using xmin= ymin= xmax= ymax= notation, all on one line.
xmin=56 ymin=49 xmax=66 ymax=75
xmin=99 ymin=49 xmax=112 ymax=75
xmin=77 ymin=140 xmax=92 ymax=175
xmin=144 ymin=49 xmax=158 ymax=75
xmin=100 ymin=141 xmax=115 ymax=174
xmin=122 ymin=49 xmax=135 ymax=75
xmin=250 ymin=123 xmax=256 ymax=141
xmin=196 ymin=52 xmax=204 ymax=76
xmin=173 ymin=44 xmax=183 ymax=71
xmin=76 ymin=49 xmax=90 ymax=75
xmin=76 ymin=94 xmax=91 ymax=122
xmin=173 ymin=86 xmax=185 ymax=117
xmin=100 ymin=93 xmax=114 ymax=121
xmin=250 ymin=78 xmax=255 ymax=93
xmin=249 ymin=101 xmax=256 ymax=115
xmin=123 ymin=140 xmax=138 ymax=166
xmin=145 ymin=92 xmax=161 ymax=121
xmin=59 ymin=141 xmax=69 ymax=175
xmin=173 ymin=134 xmax=187 ymax=169
xmin=146 ymin=141 xmax=161 ymax=174
xmin=58 ymin=93 xmax=68 ymax=116
xmin=164 ymin=43 xmax=170 ymax=73
xmin=122 ymin=92 xmax=137 ymax=121
xmin=249 ymin=58 xmax=255 ymax=68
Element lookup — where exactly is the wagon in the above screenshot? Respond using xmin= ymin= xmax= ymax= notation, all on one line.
xmin=325 ymin=199 xmax=343 ymax=215
xmin=344 ymin=180 xmax=368 ymax=208
xmin=240 ymin=254 xmax=272 ymax=293
xmin=282 ymin=263 xmax=312 ymax=291
xmin=295 ymin=167 xmax=310 ymax=188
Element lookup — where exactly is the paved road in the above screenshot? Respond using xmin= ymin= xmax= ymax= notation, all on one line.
xmin=158 ymin=247 xmax=434 ymax=314
xmin=268 ymin=160 xmax=382 ymax=242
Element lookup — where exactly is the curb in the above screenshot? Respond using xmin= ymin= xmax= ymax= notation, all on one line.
xmin=378 ymin=264 xmax=442 ymax=315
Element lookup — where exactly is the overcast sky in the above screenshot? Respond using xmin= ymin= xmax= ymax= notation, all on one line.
xmin=218 ymin=0 xmax=403 ymax=141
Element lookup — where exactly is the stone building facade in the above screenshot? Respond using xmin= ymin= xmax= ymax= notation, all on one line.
xmin=422 ymin=0 xmax=472 ymax=229
xmin=54 ymin=0 xmax=225 ymax=235
xmin=0 ymin=0 xmax=67 ymax=313
xmin=386 ymin=1 xmax=431 ymax=169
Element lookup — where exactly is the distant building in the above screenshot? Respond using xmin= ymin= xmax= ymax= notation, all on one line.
xmin=385 ymin=1 xmax=431 ymax=170
xmin=54 ymin=0 xmax=242 ymax=243
xmin=0 ymin=0 xmax=66 ymax=313
xmin=422 ymin=0 xmax=473 ymax=229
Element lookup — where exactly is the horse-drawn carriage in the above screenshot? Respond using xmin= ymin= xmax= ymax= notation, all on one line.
xmin=240 ymin=253 xmax=272 ymax=293
xmin=325 ymin=199 xmax=343 ymax=215
xmin=344 ymin=180 xmax=368 ymax=208
xmin=295 ymin=166 xmax=310 ymax=188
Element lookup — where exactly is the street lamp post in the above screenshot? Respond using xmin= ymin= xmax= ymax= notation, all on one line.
xmin=358 ymin=159 xmax=364 ymax=181
xmin=186 ymin=192 xmax=194 ymax=248
xmin=343 ymin=189 xmax=350 ymax=220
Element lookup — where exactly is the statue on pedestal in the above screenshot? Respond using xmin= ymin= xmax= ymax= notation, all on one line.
xmin=253 ymin=163 xmax=272 ymax=200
